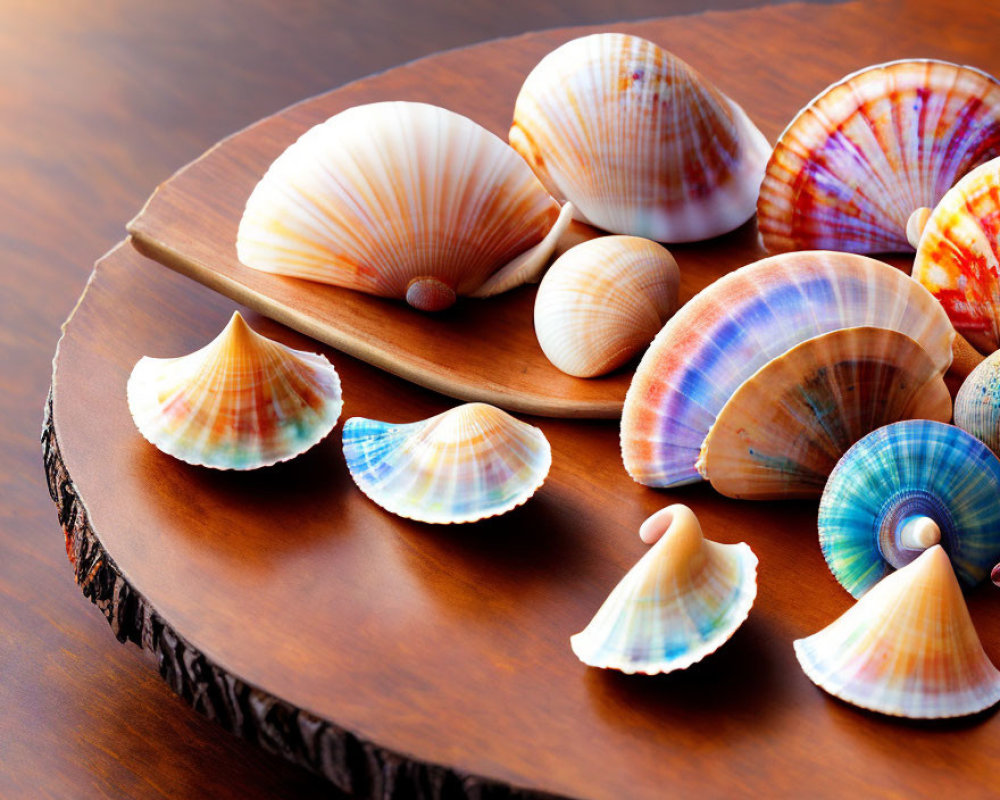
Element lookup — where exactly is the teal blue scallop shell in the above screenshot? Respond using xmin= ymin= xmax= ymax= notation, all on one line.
xmin=819 ymin=420 xmax=1000 ymax=597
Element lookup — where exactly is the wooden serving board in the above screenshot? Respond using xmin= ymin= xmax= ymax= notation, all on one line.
xmin=124 ymin=2 xmax=892 ymax=418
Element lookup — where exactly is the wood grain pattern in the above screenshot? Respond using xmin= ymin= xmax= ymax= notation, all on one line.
xmin=51 ymin=244 xmax=1000 ymax=799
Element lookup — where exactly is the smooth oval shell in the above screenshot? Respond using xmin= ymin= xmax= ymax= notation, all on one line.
xmin=819 ymin=420 xmax=1000 ymax=598
xmin=510 ymin=33 xmax=770 ymax=242
xmin=955 ymin=349 xmax=1000 ymax=453
xmin=795 ymin=546 xmax=1000 ymax=719
xmin=341 ymin=403 xmax=551 ymax=524
xmin=533 ymin=236 xmax=679 ymax=378
xmin=570 ymin=505 xmax=757 ymax=675
xmin=237 ymin=101 xmax=569 ymax=311
xmin=759 ymin=59 xmax=1000 ymax=254
xmin=911 ymin=157 xmax=1000 ymax=354
xmin=621 ymin=251 xmax=955 ymax=488
xmin=697 ymin=327 xmax=952 ymax=500
xmin=127 ymin=312 xmax=343 ymax=470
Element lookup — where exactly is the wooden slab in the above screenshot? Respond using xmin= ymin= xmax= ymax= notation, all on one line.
xmin=50 ymin=240 xmax=1000 ymax=800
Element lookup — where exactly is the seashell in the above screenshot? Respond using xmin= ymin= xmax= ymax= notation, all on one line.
xmin=955 ymin=349 xmax=1000 ymax=454
xmin=759 ymin=60 xmax=1000 ymax=255
xmin=570 ymin=504 xmax=757 ymax=674
xmin=127 ymin=312 xmax=343 ymax=470
xmin=819 ymin=420 xmax=1000 ymax=598
xmin=794 ymin=546 xmax=1000 ymax=719
xmin=509 ymin=33 xmax=770 ymax=243
xmin=911 ymin=157 xmax=1000 ymax=354
xmin=533 ymin=235 xmax=679 ymax=378
xmin=621 ymin=251 xmax=955 ymax=488
xmin=237 ymin=101 xmax=573 ymax=312
xmin=341 ymin=403 xmax=551 ymax=524
xmin=696 ymin=327 xmax=952 ymax=500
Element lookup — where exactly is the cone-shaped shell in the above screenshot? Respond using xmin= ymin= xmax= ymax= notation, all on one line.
xmin=759 ymin=60 xmax=1000 ymax=254
xmin=127 ymin=313 xmax=343 ymax=470
xmin=912 ymin=157 xmax=1000 ymax=354
xmin=570 ymin=504 xmax=757 ymax=674
xmin=237 ymin=101 xmax=571 ymax=311
xmin=341 ymin=403 xmax=551 ymax=524
xmin=533 ymin=236 xmax=679 ymax=378
xmin=697 ymin=327 xmax=952 ymax=500
xmin=621 ymin=251 xmax=955 ymax=488
xmin=820 ymin=420 xmax=1000 ymax=598
xmin=955 ymin=349 xmax=1000 ymax=454
xmin=795 ymin=546 xmax=1000 ymax=719
xmin=509 ymin=33 xmax=770 ymax=243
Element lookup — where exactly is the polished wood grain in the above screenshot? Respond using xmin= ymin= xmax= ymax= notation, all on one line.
xmin=5 ymin=2 xmax=827 ymax=797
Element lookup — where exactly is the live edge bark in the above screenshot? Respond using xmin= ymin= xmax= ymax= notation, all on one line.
xmin=41 ymin=389 xmax=559 ymax=800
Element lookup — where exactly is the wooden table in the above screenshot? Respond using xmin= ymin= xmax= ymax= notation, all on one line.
xmin=13 ymin=0 xmax=1000 ymax=798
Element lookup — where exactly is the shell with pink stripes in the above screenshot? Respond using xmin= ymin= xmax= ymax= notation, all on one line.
xmin=759 ymin=59 xmax=1000 ymax=254
xmin=620 ymin=251 xmax=955 ymax=487
xmin=237 ymin=101 xmax=572 ymax=311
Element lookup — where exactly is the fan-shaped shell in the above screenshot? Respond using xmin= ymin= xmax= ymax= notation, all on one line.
xmin=509 ymin=33 xmax=770 ymax=243
xmin=621 ymin=251 xmax=955 ymax=488
xmin=759 ymin=60 xmax=1000 ymax=254
xmin=955 ymin=349 xmax=1000 ymax=454
xmin=820 ymin=420 xmax=1000 ymax=598
xmin=127 ymin=312 xmax=343 ymax=470
xmin=570 ymin=505 xmax=757 ymax=675
xmin=237 ymin=101 xmax=572 ymax=311
xmin=533 ymin=236 xmax=679 ymax=378
xmin=795 ymin=546 xmax=1000 ymax=719
xmin=911 ymin=157 xmax=1000 ymax=354
xmin=341 ymin=403 xmax=551 ymax=524
xmin=696 ymin=327 xmax=952 ymax=500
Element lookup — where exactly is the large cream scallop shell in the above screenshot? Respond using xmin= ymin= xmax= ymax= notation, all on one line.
xmin=127 ymin=312 xmax=343 ymax=470
xmin=759 ymin=59 xmax=1000 ymax=254
xmin=696 ymin=327 xmax=952 ymax=500
xmin=911 ymin=157 xmax=1000 ymax=354
xmin=794 ymin=546 xmax=1000 ymax=719
xmin=955 ymin=349 xmax=1000 ymax=454
xmin=510 ymin=33 xmax=770 ymax=243
xmin=237 ymin=101 xmax=572 ymax=311
xmin=533 ymin=236 xmax=679 ymax=378
xmin=571 ymin=504 xmax=757 ymax=675
xmin=341 ymin=403 xmax=551 ymax=524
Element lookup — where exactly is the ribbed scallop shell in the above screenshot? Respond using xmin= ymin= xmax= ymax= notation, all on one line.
xmin=533 ymin=236 xmax=679 ymax=378
xmin=621 ymin=251 xmax=955 ymax=488
xmin=759 ymin=60 xmax=1000 ymax=254
xmin=509 ymin=33 xmax=770 ymax=243
xmin=696 ymin=327 xmax=952 ymax=500
xmin=237 ymin=101 xmax=572 ymax=311
xmin=820 ymin=420 xmax=1000 ymax=598
xmin=794 ymin=546 xmax=1000 ymax=719
xmin=341 ymin=403 xmax=551 ymax=524
xmin=955 ymin=349 xmax=1000 ymax=454
xmin=127 ymin=312 xmax=342 ymax=470
xmin=911 ymin=157 xmax=1000 ymax=354
xmin=570 ymin=505 xmax=757 ymax=675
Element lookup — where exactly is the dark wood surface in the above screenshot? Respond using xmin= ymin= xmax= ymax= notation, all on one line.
xmin=17 ymin=0 xmax=1000 ymax=798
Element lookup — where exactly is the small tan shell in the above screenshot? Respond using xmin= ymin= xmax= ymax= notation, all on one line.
xmin=533 ymin=236 xmax=679 ymax=378
xmin=510 ymin=33 xmax=770 ymax=242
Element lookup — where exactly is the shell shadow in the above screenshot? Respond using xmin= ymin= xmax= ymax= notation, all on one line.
xmin=583 ymin=616 xmax=782 ymax=731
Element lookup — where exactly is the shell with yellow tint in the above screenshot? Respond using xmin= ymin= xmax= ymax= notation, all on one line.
xmin=911 ymin=157 xmax=1000 ymax=354
xmin=237 ymin=101 xmax=573 ymax=312
xmin=533 ymin=236 xmax=679 ymax=378
xmin=696 ymin=327 xmax=952 ymax=500
xmin=759 ymin=60 xmax=1000 ymax=255
xmin=795 ymin=546 xmax=1000 ymax=719
xmin=341 ymin=403 xmax=551 ymax=524
xmin=127 ymin=312 xmax=343 ymax=470
xmin=509 ymin=33 xmax=770 ymax=243
xmin=570 ymin=504 xmax=757 ymax=675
